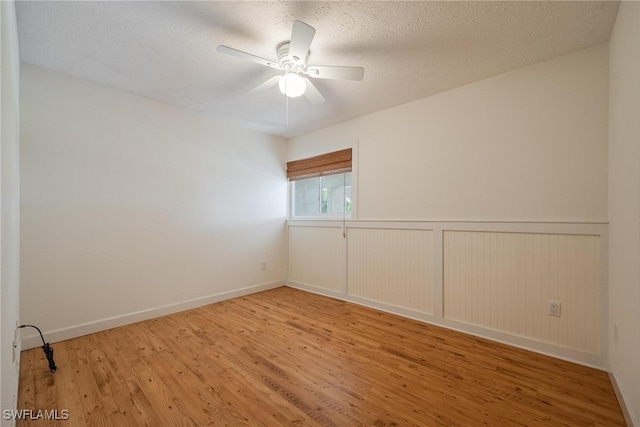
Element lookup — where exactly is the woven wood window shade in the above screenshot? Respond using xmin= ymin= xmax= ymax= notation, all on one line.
xmin=287 ymin=148 xmax=352 ymax=181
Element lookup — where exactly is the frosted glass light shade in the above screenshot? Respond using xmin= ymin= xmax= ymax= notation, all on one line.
xmin=279 ymin=73 xmax=306 ymax=98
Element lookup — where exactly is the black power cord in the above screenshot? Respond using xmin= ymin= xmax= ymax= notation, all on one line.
xmin=18 ymin=324 xmax=57 ymax=373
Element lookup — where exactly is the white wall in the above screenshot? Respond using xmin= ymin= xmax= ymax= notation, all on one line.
xmin=608 ymin=2 xmax=640 ymax=425
xmin=290 ymin=44 xmax=609 ymax=223
xmin=20 ymin=64 xmax=288 ymax=347
xmin=1 ymin=0 xmax=22 ymax=423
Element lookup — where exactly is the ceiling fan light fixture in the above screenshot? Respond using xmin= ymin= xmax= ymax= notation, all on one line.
xmin=218 ymin=20 xmax=363 ymax=107
xmin=279 ymin=72 xmax=306 ymax=98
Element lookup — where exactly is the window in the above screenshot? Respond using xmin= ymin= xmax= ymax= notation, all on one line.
xmin=287 ymin=149 xmax=353 ymax=218
xmin=292 ymin=172 xmax=352 ymax=217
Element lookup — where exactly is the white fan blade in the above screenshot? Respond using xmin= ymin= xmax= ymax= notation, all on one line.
xmin=305 ymin=66 xmax=364 ymax=81
xmin=303 ymin=78 xmax=325 ymax=105
xmin=288 ymin=21 xmax=315 ymax=62
xmin=216 ymin=45 xmax=282 ymax=70
xmin=248 ymin=75 xmax=281 ymax=93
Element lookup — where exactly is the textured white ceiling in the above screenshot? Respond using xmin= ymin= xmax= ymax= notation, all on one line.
xmin=16 ymin=1 xmax=620 ymax=138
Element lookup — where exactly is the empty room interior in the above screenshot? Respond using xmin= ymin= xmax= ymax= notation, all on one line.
xmin=1 ymin=1 xmax=639 ymax=426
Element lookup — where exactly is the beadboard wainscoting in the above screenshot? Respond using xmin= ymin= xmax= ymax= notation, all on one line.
xmin=347 ymin=227 xmax=435 ymax=315
xmin=288 ymin=225 xmax=345 ymax=293
xmin=287 ymin=220 xmax=608 ymax=368
xmin=444 ymin=231 xmax=601 ymax=355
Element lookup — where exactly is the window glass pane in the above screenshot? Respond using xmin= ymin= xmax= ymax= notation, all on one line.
xmin=292 ymin=172 xmax=352 ymax=217
xmin=293 ymin=177 xmax=320 ymax=216
xmin=321 ymin=173 xmax=351 ymax=214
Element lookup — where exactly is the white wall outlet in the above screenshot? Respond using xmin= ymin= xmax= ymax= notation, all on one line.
xmin=549 ymin=300 xmax=561 ymax=317
xmin=261 ymin=261 xmax=267 ymax=270
xmin=13 ymin=324 xmax=20 ymax=363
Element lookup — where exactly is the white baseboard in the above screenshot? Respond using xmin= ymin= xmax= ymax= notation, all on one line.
xmin=609 ymin=364 xmax=639 ymax=427
xmin=286 ymin=281 xmax=607 ymax=371
xmin=21 ymin=281 xmax=285 ymax=350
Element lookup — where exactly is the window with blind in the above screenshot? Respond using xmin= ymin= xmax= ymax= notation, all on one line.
xmin=287 ymin=148 xmax=352 ymax=218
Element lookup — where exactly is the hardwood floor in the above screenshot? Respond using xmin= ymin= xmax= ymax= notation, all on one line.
xmin=18 ymin=287 xmax=625 ymax=426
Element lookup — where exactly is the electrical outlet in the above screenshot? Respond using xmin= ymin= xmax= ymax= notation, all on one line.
xmin=549 ymin=300 xmax=561 ymax=317
xmin=261 ymin=261 xmax=267 ymax=270
xmin=13 ymin=325 xmax=20 ymax=363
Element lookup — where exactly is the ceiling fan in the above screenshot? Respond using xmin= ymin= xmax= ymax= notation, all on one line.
xmin=216 ymin=20 xmax=364 ymax=105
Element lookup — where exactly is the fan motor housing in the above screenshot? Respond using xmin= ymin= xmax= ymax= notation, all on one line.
xmin=277 ymin=41 xmax=309 ymax=73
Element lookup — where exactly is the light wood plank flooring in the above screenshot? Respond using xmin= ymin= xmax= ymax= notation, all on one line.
xmin=18 ymin=287 xmax=625 ymax=426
